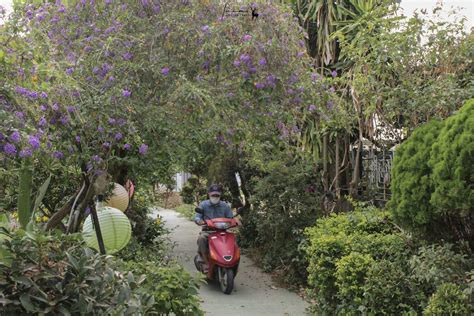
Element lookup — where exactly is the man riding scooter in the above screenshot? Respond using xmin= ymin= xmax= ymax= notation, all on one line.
xmin=194 ymin=184 xmax=233 ymax=273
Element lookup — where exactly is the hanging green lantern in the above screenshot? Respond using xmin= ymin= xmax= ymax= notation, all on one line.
xmin=82 ymin=206 xmax=131 ymax=254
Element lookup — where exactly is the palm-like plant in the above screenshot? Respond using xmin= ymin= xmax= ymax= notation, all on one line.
xmin=282 ymin=0 xmax=386 ymax=70
xmin=280 ymin=0 xmax=393 ymax=207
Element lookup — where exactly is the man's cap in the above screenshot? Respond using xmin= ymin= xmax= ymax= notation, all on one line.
xmin=208 ymin=184 xmax=222 ymax=194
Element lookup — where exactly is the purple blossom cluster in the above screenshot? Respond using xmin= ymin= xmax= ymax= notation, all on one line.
xmin=233 ymin=53 xmax=260 ymax=80
xmin=29 ymin=135 xmax=40 ymax=149
xmin=15 ymin=87 xmax=48 ymax=100
xmin=3 ymin=143 xmax=17 ymax=156
xmin=2 ymin=0 xmax=323 ymax=177
xmin=52 ymin=151 xmax=64 ymax=159
xmin=9 ymin=131 xmax=20 ymax=143
xmin=161 ymin=67 xmax=170 ymax=75
xmin=242 ymin=34 xmax=252 ymax=42
xmin=266 ymin=74 xmax=277 ymax=88
xmin=138 ymin=144 xmax=148 ymax=155
xmin=0 ymin=129 xmax=43 ymax=159
xmin=19 ymin=147 xmax=33 ymax=158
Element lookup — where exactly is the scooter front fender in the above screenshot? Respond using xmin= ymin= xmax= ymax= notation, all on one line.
xmin=208 ymin=231 xmax=240 ymax=268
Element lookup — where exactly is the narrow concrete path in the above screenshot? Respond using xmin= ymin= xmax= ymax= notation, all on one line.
xmin=153 ymin=208 xmax=310 ymax=316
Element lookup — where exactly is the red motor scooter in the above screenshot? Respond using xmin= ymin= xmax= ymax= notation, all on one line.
xmin=194 ymin=207 xmax=242 ymax=294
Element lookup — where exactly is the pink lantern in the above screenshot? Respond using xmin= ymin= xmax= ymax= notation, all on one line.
xmin=125 ymin=179 xmax=135 ymax=199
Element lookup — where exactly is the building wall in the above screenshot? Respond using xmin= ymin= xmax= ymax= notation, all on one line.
xmin=174 ymin=172 xmax=191 ymax=192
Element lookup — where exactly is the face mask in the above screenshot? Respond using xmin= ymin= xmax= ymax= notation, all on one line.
xmin=210 ymin=197 xmax=220 ymax=204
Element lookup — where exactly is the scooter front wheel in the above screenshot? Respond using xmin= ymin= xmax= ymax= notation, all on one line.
xmin=218 ymin=267 xmax=234 ymax=294
xmin=194 ymin=255 xmax=200 ymax=271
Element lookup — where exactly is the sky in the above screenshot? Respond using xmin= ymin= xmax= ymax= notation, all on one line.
xmin=1 ymin=0 xmax=473 ymax=27
xmin=400 ymin=0 xmax=473 ymax=27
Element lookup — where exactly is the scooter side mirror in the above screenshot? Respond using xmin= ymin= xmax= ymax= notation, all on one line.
xmin=195 ymin=207 xmax=203 ymax=214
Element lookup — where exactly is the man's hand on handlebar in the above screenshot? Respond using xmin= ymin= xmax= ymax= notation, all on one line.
xmin=196 ymin=219 xmax=205 ymax=226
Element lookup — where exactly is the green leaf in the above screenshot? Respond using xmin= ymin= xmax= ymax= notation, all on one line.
xmin=18 ymin=160 xmax=33 ymax=228
xmin=127 ymin=271 xmax=135 ymax=284
xmin=20 ymin=293 xmax=37 ymax=312
xmin=66 ymin=252 xmax=80 ymax=271
xmin=25 ymin=221 xmax=35 ymax=233
xmin=30 ymin=294 xmax=52 ymax=304
xmin=32 ymin=174 xmax=52 ymax=222
xmin=58 ymin=306 xmax=72 ymax=316
xmin=0 ymin=246 xmax=13 ymax=268
xmin=13 ymin=275 xmax=33 ymax=286
xmin=0 ymin=214 xmax=9 ymax=227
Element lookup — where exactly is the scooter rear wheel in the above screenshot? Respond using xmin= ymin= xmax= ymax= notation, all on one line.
xmin=218 ymin=267 xmax=234 ymax=294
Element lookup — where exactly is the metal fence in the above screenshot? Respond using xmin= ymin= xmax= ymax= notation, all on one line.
xmin=361 ymin=147 xmax=394 ymax=204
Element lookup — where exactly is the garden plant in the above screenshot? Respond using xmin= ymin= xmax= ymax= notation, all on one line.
xmin=0 ymin=0 xmax=473 ymax=314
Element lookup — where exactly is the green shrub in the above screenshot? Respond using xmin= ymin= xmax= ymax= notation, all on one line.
xmin=429 ymin=99 xmax=474 ymax=243
xmin=409 ymin=243 xmax=472 ymax=295
xmin=118 ymin=235 xmax=169 ymax=264
xmin=0 ymin=230 xmax=155 ymax=315
xmin=118 ymin=228 xmax=204 ymax=315
xmin=175 ymin=204 xmax=196 ymax=221
xmin=389 ymin=119 xmax=444 ymax=235
xmin=430 ymin=98 xmax=474 ymax=208
xmin=126 ymin=200 xmax=168 ymax=246
xmin=239 ymin=159 xmax=321 ymax=286
xmin=305 ymin=205 xmax=410 ymax=313
xmin=363 ymin=259 xmax=421 ymax=315
xmin=335 ymin=252 xmax=374 ymax=311
xmin=390 ymin=99 xmax=474 ymax=244
xmin=305 ymin=205 xmax=474 ymax=314
xmin=0 ymin=226 xmax=204 ymax=315
xmin=122 ymin=261 xmax=204 ymax=316
xmin=305 ymin=234 xmax=346 ymax=311
xmin=465 ymin=270 xmax=474 ymax=307
xmin=423 ymin=283 xmax=471 ymax=315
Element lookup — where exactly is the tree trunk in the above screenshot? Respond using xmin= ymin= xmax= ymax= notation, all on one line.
xmin=68 ymin=176 xmax=96 ymax=233
xmin=335 ymin=137 xmax=341 ymax=200
xmin=45 ymin=193 xmax=78 ymax=231
xmin=322 ymin=134 xmax=332 ymax=214
xmin=350 ymin=131 xmax=363 ymax=198
xmin=344 ymin=134 xmax=351 ymax=195
xmin=323 ymin=134 xmax=329 ymax=191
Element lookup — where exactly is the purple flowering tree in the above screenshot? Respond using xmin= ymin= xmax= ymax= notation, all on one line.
xmin=1 ymin=0 xmax=333 ymax=232
xmin=0 ymin=1 xmax=170 ymax=231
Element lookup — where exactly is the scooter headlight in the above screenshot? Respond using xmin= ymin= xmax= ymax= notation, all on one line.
xmin=214 ymin=222 xmax=230 ymax=230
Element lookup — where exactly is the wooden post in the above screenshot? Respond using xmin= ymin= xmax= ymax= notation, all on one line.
xmin=91 ymin=196 xmax=106 ymax=255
